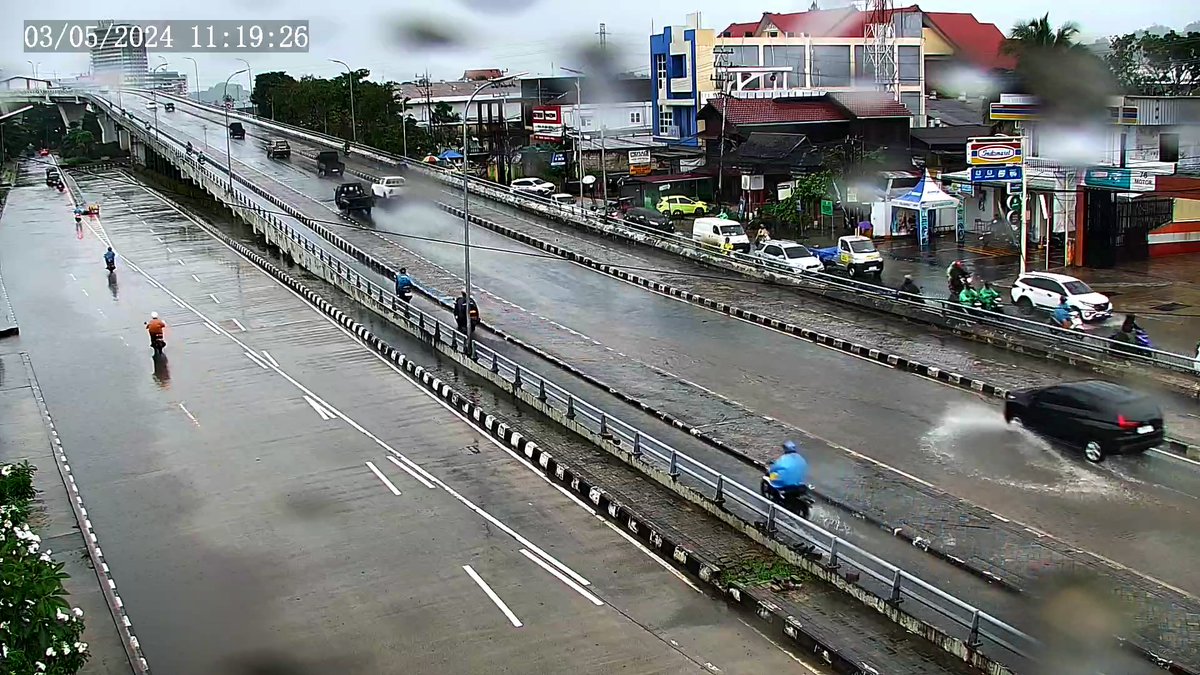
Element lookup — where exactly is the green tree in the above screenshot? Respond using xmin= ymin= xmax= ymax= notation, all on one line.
xmin=251 ymin=71 xmax=297 ymax=119
xmin=1107 ymin=31 xmax=1200 ymax=96
xmin=60 ymin=126 xmax=96 ymax=159
xmin=1003 ymin=14 xmax=1114 ymax=123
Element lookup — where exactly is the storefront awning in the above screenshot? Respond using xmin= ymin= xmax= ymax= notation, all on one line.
xmin=890 ymin=171 xmax=960 ymax=210
xmin=629 ymin=172 xmax=710 ymax=184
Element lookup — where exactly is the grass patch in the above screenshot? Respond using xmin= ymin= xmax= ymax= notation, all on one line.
xmin=723 ymin=557 xmax=807 ymax=588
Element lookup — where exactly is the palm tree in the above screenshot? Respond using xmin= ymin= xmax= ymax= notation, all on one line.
xmin=1003 ymin=14 xmax=1081 ymax=55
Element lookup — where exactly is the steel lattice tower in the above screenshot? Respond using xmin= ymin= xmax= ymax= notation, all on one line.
xmin=863 ymin=0 xmax=897 ymax=97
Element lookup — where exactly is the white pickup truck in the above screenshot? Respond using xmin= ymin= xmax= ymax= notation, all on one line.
xmin=371 ymin=176 xmax=406 ymax=200
xmin=812 ymin=235 xmax=885 ymax=279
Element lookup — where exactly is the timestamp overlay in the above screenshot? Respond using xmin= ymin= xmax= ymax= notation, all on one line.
xmin=24 ymin=20 xmax=310 ymax=53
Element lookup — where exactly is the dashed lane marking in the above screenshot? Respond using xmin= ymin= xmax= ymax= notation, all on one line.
xmin=364 ymin=461 xmax=402 ymax=496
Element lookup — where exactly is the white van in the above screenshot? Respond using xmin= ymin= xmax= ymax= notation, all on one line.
xmin=692 ymin=217 xmax=750 ymax=252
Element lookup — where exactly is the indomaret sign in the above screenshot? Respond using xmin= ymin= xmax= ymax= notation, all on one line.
xmin=966 ymin=138 xmax=1022 ymax=166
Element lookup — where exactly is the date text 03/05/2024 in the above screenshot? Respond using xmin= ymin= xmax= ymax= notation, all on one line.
xmin=23 ymin=20 xmax=310 ymax=53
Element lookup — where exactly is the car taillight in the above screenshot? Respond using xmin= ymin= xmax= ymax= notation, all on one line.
xmin=1117 ymin=414 xmax=1139 ymax=430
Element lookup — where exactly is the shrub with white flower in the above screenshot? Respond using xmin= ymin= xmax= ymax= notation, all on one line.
xmin=0 ymin=462 xmax=89 ymax=674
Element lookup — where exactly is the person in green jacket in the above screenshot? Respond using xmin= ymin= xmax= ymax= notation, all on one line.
xmin=977 ymin=281 xmax=1001 ymax=311
xmin=958 ymin=280 xmax=979 ymax=306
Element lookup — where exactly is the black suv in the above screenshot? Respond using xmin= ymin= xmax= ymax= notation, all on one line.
xmin=1004 ymin=380 xmax=1163 ymax=462
xmin=624 ymin=207 xmax=673 ymax=233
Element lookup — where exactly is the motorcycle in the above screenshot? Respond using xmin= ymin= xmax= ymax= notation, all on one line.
xmin=1049 ymin=310 xmax=1084 ymax=331
xmin=56 ymin=182 xmax=65 ymax=193
xmin=1134 ymin=327 xmax=1152 ymax=349
xmin=760 ymin=477 xmax=814 ymax=520
xmin=150 ymin=335 xmax=167 ymax=356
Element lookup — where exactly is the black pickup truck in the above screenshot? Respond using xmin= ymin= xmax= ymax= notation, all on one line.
xmin=228 ymin=122 xmax=245 ymax=139
xmin=316 ymin=150 xmax=344 ymax=177
xmin=334 ymin=182 xmax=374 ymax=216
xmin=266 ymin=139 xmax=291 ymax=159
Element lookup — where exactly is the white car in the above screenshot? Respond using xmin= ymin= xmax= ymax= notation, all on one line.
xmin=145 ymin=100 xmax=157 ymax=109
xmin=549 ymin=193 xmax=576 ymax=205
xmin=753 ymin=240 xmax=823 ymax=274
xmin=510 ymin=177 xmax=555 ymax=196
xmin=371 ymin=176 xmax=406 ymax=200
xmin=1010 ymin=271 xmax=1112 ymax=321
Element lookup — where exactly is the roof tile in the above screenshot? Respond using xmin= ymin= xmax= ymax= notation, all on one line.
xmin=923 ymin=12 xmax=1016 ymax=70
xmin=829 ymin=92 xmax=913 ymax=119
xmin=713 ymin=97 xmax=850 ymax=125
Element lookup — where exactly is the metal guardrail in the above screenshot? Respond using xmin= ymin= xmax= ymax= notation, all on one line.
xmin=128 ymin=89 xmax=1200 ymax=380
xmin=89 ymin=93 xmax=1039 ymax=667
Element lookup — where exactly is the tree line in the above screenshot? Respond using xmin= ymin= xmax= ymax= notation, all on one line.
xmin=249 ymin=70 xmax=462 ymax=159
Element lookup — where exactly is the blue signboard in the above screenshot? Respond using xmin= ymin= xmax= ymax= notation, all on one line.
xmin=970 ymin=165 xmax=1023 ymax=183
xmin=550 ymin=152 xmax=567 ymax=167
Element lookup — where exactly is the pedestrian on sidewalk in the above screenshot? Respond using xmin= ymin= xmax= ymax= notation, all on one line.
xmin=454 ymin=290 xmax=479 ymax=335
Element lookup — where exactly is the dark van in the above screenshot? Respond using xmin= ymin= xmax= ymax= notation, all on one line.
xmin=624 ymin=207 xmax=674 ymax=233
xmin=1004 ymin=380 xmax=1164 ymax=462
xmin=228 ymin=122 xmax=245 ymax=139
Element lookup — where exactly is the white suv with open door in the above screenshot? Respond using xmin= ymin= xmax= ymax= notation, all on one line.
xmin=1010 ymin=271 xmax=1112 ymax=322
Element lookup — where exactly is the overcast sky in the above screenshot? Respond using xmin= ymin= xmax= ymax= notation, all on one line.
xmin=2 ymin=0 xmax=1196 ymax=89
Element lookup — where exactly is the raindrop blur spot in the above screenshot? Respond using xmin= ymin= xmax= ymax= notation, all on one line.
xmin=455 ymin=0 xmax=540 ymax=13
xmin=387 ymin=16 xmax=464 ymax=52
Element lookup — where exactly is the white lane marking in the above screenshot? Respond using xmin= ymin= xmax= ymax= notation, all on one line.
xmin=178 ymin=403 xmax=200 ymax=427
xmin=365 ymin=461 xmax=402 ymax=496
xmin=209 ymin=293 xmax=221 ymax=304
xmin=167 ymin=247 xmax=174 ymax=254
xmin=1150 ymin=448 xmax=1200 ymax=468
xmin=462 ymin=565 xmax=523 ymax=628
xmin=69 ymin=273 xmax=77 ymax=281
xmin=736 ymin=619 xmax=824 ymax=674
xmin=81 ymin=288 xmax=89 ymax=297
xmin=518 ymin=548 xmax=604 ymax=606
xmin=600 ymin=518 xmax=702 ymax=593
xmin=203 ymin=321 xmax=220 ymax=334
xmin=260 ymin=350 xmax=280 ymax=368
xmin=385 ymin=455 xmax=436 ymax=489
xmin=303 ymin=395 xmax=332 ymax=420
xmin=231 ymin=317 xmax=247 ymax=332
xmin=100 ymin=189 xmax=603 ymax=594
xmin=244 ymin=351 xmax=269 ymax=369
xmin=177 ymin=259 xmax=186 ymax=266
xmin=191 ymin=274 xmax=201 ymax=283
xmin=155 ymin=236 xmax=164 ymax=243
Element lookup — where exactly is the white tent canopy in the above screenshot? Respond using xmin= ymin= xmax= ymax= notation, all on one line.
xmin=889 ymin=171 xmax=960 ymax=210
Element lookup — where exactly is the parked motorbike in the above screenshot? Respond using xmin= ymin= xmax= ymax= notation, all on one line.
xmin=760 ymin=477 xmax=814 ymax=520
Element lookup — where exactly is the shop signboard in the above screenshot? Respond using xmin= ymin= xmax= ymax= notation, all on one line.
xmin=532 ymin=105 xmax=564 ymax=142
xmin=629 ymin=164 xmax=652 ymax=177
xmin=1083 ymin=167 xmax=1155 ymax=192
xmin=550 ymin=152 xmax=566 ymax=167
xmin=970 ymin=165 xmax=1023 ymax=183
xmin=967 ymin=138 xmax=1023 ymax=166
xmin=628 ymin=149 xmax=651 ymax=165
xmin=820 ymin=199 xmax=834 ymax=216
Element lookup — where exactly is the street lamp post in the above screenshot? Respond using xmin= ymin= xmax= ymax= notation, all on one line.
xmin=237 ymin=58 xmax=254 ymax=109
xmin=461 ymin=72 xmax=524 ymax=353
xmin=329 ymin=59 xmax=357 ymax=143
xmin=26 ymin=60 xmax=38 ymax=79
xmin=183 ymin=57 xmax=200 ymax=102
xmin=151 ymin=62 xmax=167 ymax=139
xmin=223 ymin=68 xmax=247 ymax=193
xmin=562 ymin=67 xmax=606 ymax=210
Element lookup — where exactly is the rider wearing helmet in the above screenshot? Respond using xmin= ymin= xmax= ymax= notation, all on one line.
xmin=768 ymin=441 xmax=809 ymax=494
xmin=146 ymin=312 xmax=166 ymax=345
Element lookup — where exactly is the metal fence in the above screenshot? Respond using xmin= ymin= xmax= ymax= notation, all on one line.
xmin=91 ymin=99 xmax=1038 ymax=669
xmin=134 ymin=90 xmax=1199 ymax=379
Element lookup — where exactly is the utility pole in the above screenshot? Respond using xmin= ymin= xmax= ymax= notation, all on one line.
xmin=713 ymin=48 xmax=732 ymax=206
xmin=597 ymin=24 xmax=609 ymax=208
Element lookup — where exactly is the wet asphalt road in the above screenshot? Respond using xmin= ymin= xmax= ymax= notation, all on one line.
xmin=133 ymin=96 xmax=1200 ymax=600
xmin=0 ymin=161 xmax=824 ymax=675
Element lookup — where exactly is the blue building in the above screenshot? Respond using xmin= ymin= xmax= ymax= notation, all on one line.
xmin=649 ymin=13 xmax=713 ymax=148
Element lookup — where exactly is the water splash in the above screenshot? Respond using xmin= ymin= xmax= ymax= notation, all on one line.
xmin=920 ymin=402 xmax=1121 ymax=497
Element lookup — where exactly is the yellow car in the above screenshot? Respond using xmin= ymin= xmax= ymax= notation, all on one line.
xmin=657 ymin=195 xmax=709 ymax=217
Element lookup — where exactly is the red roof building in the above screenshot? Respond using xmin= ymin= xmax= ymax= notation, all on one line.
xmin=922 ymin=12 xmax=1016 ymax=71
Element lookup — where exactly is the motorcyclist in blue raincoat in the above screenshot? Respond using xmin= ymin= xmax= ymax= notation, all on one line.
xmin=103 ymin=247 xmax=116 ymax=270
xmin=395 ymin=267 xmax=414 ymax=303
xmin=768 ymin=440 xmax=808 ymax=493
xmin=1051 ymin=296 xmax=1072 ymax=328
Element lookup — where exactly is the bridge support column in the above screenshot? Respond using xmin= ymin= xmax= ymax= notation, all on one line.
xmin=56 ymin=102 xmax=86 ymax=129
xmin=129 ymin=136 xmax=146 ymax=166
xmin=97 ymin=114 xmax=119 ymax=144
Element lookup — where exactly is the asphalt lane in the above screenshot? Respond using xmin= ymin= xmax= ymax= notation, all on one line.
xmin=0 ymin=162 xmax=824 ymax=675
xmin=134 ymin=97 xmax=1200 ymax=601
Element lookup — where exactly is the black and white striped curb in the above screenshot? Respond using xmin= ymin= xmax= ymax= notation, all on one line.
xmin=179 ymin=194 xmax=880 ymax=675
xmin=22 ymin=354 xmax=150 ymax=674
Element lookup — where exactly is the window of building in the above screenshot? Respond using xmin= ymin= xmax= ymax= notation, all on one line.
xmin=630 ymin=111 xmax=643 ymax=125
xmin=655 ymin=54 xmax=667 ymax=89
xmin=1160 ymin=132 xmax=1180 ymax=163
xmin=894 ymin=12 xmax=922 ymax=38
xmin=658 ymin=108 xmax=674 ymax=135
xmin=726 ymin=45 xmax=760 ymax=67
xmin=581 ymin=116 xmax=594 ymax=128
xmin=764 ymin=46 xmax=805 ymax=88
xmin=811 ymin=46 xmax=851 ymax=87
xmin=898 ymin=46 xmax=921 ymax=85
